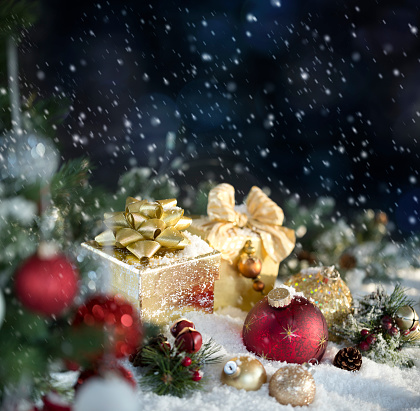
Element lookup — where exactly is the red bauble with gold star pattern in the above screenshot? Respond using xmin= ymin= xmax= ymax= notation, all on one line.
xmin=243 ymin=287 xmax=328 ymax=364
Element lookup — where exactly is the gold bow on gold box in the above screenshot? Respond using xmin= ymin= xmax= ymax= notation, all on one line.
xmin=188 ymin=183 xmax=296 ymax=311
xmin=84 ymin=196 xmax=221 ymax=325
xmin=95 ymin=197 xmax=192 ymax=260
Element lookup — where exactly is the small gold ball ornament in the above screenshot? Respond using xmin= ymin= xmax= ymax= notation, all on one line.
xmin=395 ymin=306 xmax=419 ymax=331
xmin=221 ymin=356 xmax=267 ymax=391
xmin=269 ymin=365 xmax=316 ymax=407
xmin=237 ymin=241 xmax=262 ymax=279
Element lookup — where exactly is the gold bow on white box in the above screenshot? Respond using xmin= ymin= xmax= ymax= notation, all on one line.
xmin=205 ymin=184 xmax=295 ymax=263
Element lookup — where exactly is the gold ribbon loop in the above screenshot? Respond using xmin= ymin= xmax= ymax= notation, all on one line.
xmin=161 ymin=207 xmax=184 ymax=226
xmin=206 ymin=184 xmax=295 ymax=263
xmin=104 ymin=212 xmax=130 ymax=230
xmin=127 ymin=240 xmax=161 ymax=260
xmin=95 ymin=229 xmax=116 ymax=246
xmin=156 ymin=227 xmax=186 ymax=248
xmin=139 ymin=219 xmax=166 ymax=240
xmin=126 ymin=199 xmax=147 ymax=214
xmin=126 ymin=212 xmax=147 ymax=230
xmin=104 ymin=211 xmax=122 ymax=220
xmin=157 ymin=198 xmax=177 ymax=210
xmin=95 ymin=197 xmax=192 ymax=260
xmin=173 ymin=216 xmax=193 ymax=231
xmin=139 ymin=201 xmax=163 ymax=219
xmin=126 ymin=196 xmax=141 ymax=208
xmin=115 ymin=228 xmax=144 ymax=247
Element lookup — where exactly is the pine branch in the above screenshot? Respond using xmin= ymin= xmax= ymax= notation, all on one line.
xmin=139 ymin=339 xmax=222 ymax=397
xmin=386 ymin=283 xmax=416 ymax=316
xmin=332 ymin=284 xmax=419 ymax=367
xmin=0 ymin=0 xmax=39 ymax=41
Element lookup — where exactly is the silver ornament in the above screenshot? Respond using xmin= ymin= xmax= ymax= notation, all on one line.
xmin=395 ymin=306 xmax=419 ymax=331
xmin=0 ymin=131 xmax=59 ymax=185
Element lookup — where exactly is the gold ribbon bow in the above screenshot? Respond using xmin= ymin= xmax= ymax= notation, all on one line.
xmin=95 ymin=197 xmax=192 ymax=260
xmin=205 ymin=184 xmax=295 ymax=263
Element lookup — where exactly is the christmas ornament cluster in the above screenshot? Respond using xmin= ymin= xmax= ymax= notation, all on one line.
xmin=129 ymin=317 xmax=222 ymax=397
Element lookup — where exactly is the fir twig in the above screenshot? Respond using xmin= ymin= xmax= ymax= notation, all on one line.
xmin=386 ymin=283 xmax=416 ymax=316
xmin=139 ymin=339 xmax=222 ymax=397
xmin=332 ymin=284 xmax=420 ymax=367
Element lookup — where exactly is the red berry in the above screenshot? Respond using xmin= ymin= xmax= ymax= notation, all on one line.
xmin=160 ymin=341 xmax=171 ymax=351
xmin=389 ymin=326 xmax=399 ymax=336
xmin=192 ymin=370 xmax=203 ymax=381
xmin=360 ymin=329 xmax=370 ymax=337
xmin=175 ymin=327 xmax=203 ymax=353
xmin=170 ymin=318 xmax=195 ymax=337
xmin=366 ymin=334 xmax=377 ymax=345
xmin=182 ymin=357 xmax=192 ymax=367
xmin=359 ymin=341 xmax=370 ymax=351
xmin=381 ymin=315 xmax=393 ymax=330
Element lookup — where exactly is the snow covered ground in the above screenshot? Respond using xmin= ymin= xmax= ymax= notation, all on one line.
xmin=56 ymin=271 xmax=420 ymax=410
xmin=116 ymin=272 xmax=420 ymax=411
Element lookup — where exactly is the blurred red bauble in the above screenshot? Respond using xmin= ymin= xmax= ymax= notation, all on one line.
xmin=15 ymin=252 xmax=79 ymax=316
xmin=74 ymin=362 xmax=136 ymax=391
xmin=243 ymin=287 xmax=328 ymax=364
xmin=41 ymin=391 xmax=72 ymax=411
xmin=73 ymin=295 xmax=142 ymax=358
xmin=170 ymin=318 xmax=195 ymax=337
xmin=175 ymin=327 xmax=202 ymax=353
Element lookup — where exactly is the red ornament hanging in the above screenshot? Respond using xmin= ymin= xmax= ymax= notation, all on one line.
xmin=15 ymin=251 xmax=79 ymax=316
xmin=243 ymin=286 xmax=328 ymax=364
xmin=73 ymin=294 xmax=142 ymax=359
xmin=74 ymin=362 xmax=137 ymax=391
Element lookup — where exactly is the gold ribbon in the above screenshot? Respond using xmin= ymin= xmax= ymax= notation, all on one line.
xmin=205 ymin=184 xmax=295 ymax=263
xmin=95 ymin=197 xmax=192 ymax=260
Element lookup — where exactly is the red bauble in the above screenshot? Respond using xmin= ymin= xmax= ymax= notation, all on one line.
xmin=73 ymin=295 xmax=142 ymax=359
xmin=243 ymin=288 xmax=328 ymax=364
xmin=41 ymin=392 xmax=72 ymax=411
xmin=15 ymin=253 xmax=79 ymax=316
xmin=74 ymin=362 xmax=136 ymax=391
xmin=175 ymin=327 xmax=203 ymax=353
xmin=170 ymin=318 xmax=195 ymax=337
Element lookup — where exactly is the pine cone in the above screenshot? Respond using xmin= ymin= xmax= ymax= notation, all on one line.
xmin=130 ymin=334 xmax=168 ymax=367
xmin=333 ymin=347 xmax=362 ymax=371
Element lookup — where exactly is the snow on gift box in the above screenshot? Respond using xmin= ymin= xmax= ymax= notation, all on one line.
xmin=82 ymin=196 xmax=221 ymax=325
xmin=243 ymin=285 xmax=328 ymax=364
xmin=187 ymin=183 xmax=295 ymax=312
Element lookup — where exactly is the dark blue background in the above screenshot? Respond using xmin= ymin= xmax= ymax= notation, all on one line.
xmin=21 ymin=0 xmax=420 ymax=234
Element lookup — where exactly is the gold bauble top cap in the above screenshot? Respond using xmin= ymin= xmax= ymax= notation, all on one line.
xmin=268 ymin=287 xmax=292 ymax=308
xmin=321 ymin=265 xmax=340 ymax=280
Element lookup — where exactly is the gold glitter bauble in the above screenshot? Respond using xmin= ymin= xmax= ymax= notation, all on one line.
xmin=269 ymin=365 xmax=316 ymax=406
xmin=284 ymin=266 xmax=352 ymax=329
xmin=221 ymin=356 xmax=267 ymax=391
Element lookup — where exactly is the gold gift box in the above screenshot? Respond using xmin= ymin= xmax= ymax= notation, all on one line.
xmin=188 ymin=217 xmax=279 ymax=312
xmin=81 ymin=241 xmax=221 ymax=325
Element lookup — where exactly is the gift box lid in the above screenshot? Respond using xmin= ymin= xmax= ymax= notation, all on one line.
xmin=81 ymin=231 xmax=221 ymax=279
